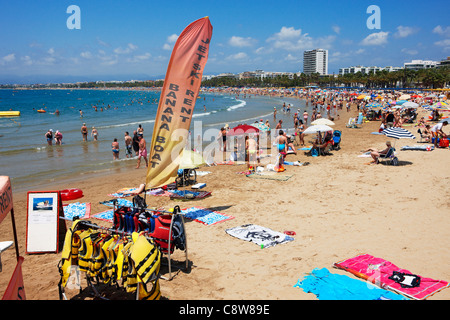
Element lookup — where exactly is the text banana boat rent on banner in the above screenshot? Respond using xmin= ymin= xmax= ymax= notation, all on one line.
xmin=146 ymin=17 xmax=213 ymax=189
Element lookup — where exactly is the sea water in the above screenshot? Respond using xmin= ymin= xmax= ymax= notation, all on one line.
xmin=0 ymin=88 xmax=307 ymax=192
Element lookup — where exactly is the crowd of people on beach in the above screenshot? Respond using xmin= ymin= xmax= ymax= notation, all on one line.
xmin=208 ymin=86 xmax=449 ymax=170
xmin=43 ymin=87 xmax=449 ymax=173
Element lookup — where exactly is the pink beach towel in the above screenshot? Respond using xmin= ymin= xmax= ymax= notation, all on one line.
xmin=334 ymin=254 xmax=449 ymax=300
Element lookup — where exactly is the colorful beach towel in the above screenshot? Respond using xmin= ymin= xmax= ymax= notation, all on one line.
xmin=294 ymin=268 xmax=406 ymax=300
xmin=107 ymin=187 xmax=138 ymax=198
xmin=168 ymin=190 xmax=211 ymax=200
xmin=181 ymin=206 xmax=234 ymax=226
xmin=100 ymin=198 xmax=133 ymax=208
xmin=334 ymin=254 xmax=450 ymax=300
xmin=225 ymin=224 xmax=294 ymax=248
xmin=91 ymin=209 xmax=114 ymax=222
xmin=401 ymin=145 xmax=434 ymax=151
xmin=63 ymin=202 xmax=91 ymax=220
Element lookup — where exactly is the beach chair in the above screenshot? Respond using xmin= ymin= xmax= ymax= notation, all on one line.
xmin=377 ymin=147 xmax=398 ymax=166
xmin=175 ymin=168 xmax=197 ymax=187
xmin=346 ymin=117 xmax=358 ymax=128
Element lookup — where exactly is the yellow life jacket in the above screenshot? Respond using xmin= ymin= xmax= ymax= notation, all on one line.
xmin=88 ymin=234 xmax=109 ymax=277
xmin=99 ymin=236 xmax=116 ymax=282
xmin=58 ymin=220 xmax=82 ymax=289
xmin=130 ymin=232 xmax=161 ymax=285
xmin=78 ymin=230 xmax=98 ymax=273
xmin=138 ymin=278 xmax=161 ymax=300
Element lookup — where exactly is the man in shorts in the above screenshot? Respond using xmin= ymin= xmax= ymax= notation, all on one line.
xmin=431 ymin=120 xmax=448 ymax=148
xmin=124 ymin=131 xmax=133 ymax=158
xmin=136 ymin=136 xmax=148 ymax=168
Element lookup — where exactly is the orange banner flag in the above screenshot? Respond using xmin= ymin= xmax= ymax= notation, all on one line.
xmin=145 ymin=17 xmax=213 ymax=189
xmin=2 ymin=256 xmax=26 ymax=300
xmin=0 ymin=176 xmax=13 ymax=224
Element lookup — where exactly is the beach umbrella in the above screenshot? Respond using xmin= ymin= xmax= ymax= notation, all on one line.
xmin=311 ymin=118 xmax=335 ymax=126
xmin=402 ymin=101 xmax=419 ymax=108
xmin=396 ymin=100 xmax=407 ymax=105
xmin=367 ymin=102 xmax=382 ymax=108
xmin=252 ymin=122 xmax=270 ymax=132
xmin=357 ymin=94 xmax=366 ymax=100
xmin=303 ymin=124 xmax=333 ymax=134
xmin=382 ymin=127 xmax=415 ymax=147
xmin=431 ymin=101 xmax=448 ymax=109
xmin=226 ymin=124 xmax=259 ymax=136
xmin=179 ymin=149 xmax=206 ymax=169
xmin=399 ymin=94 xmax=411 ymax=100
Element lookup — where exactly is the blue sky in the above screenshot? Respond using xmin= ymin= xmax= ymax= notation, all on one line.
xmin=0 ymin=0 xmax=449 ymax=84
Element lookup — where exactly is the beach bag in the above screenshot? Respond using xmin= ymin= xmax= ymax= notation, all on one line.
xmin=133 ymin=194 xmax=146 ymax=210
xmin=389 ymin=271 xmax=421 ymax=288
xmin=439 ymin=138 xmax=449 ymax=148
xmin=311 ymin=148 xmax=318 ymax=157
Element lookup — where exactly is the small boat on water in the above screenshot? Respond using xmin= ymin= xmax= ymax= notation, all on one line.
xmin=0 ymin=111 xmax=20 ymax=117
xmin=37 ymin=109 xmax=46 ymax=113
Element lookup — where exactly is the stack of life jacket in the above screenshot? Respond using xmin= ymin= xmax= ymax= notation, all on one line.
xmin=58 ymin=220 xmax=161 ymax=300
xmin=112 ymin=204 xmax=186 ymax=255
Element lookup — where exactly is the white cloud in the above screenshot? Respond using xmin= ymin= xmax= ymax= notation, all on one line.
xmin=2 ymin=53 xmax=16 ymax=63
xmin=401 ymin=48 xmax=418 ymax=55
xmin=167 ymin=34 xmax=178 ymax=43
xmin=229 ymin=36 xmax=256 ymax=47
xmin=434 ymin=39 xmax=450 ymax=51
xmin=127 ymin=53 xmax=151 ymax=63
xmin=114 ymin=43 xmax=138 ymax=54
xmin=266 ymin=26 xmax=335 ymax=51
xmin=394 ymin=26 xmax=418 ymax=38
xmin=284 ymin=54 xmax=299 ymax=61
xmin=21 ymin=55 xmax=32 ymax=66
xmin=226 ymin=52 xmax=248 ymax=60
xmin=332 ymin=25 xmax=340 ymax=34
xmin=163 ymin=34 xmax=179 ymax=51
xmin=255 ymin=47 xmax=266 ymax=54
xmin=435 ymin=39 xmax=450 ymax=46
xmin=48 ymin=48 xmax=55 ymax=55
xmin=433 ymin=25 xmax=450 ymax=35
xmin=360 ymin=31 xmax=389 ymax=45
xmin=270 ymin=26 xmax=302 ymax=40
xmin=80 ymin=51 xmax=93 ymax=59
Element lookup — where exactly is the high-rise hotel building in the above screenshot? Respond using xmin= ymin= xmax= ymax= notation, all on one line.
xmin=303 ymin=49 xmax=328 ymax=75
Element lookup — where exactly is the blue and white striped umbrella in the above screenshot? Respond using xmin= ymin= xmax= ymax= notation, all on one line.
xmin=382 ymin=127 xmax=416 ymax=140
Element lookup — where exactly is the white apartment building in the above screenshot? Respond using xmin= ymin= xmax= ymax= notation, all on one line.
xmin=303 ymin=49 xmax=328 ymax=75
xmin=404 ymin=60 xmax=439 ymax=70
xmin=338 ymin=65 xmax=402 ymax=75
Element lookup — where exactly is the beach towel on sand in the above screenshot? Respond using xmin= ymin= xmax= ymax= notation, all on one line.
xmin=225 ymin=224 xmax=294 ymax=248
xmin=334 ymin=254 xmax=450 ymax=300
xmin=63 ymin=202 xmax=91 ymax=220
xmin=91 ymin=209 xmax=114 ymax=222
xmin=181 ymin=207 xmax=234 ymax=226
xmin=294 ymin=268 xmax=406 ymax=300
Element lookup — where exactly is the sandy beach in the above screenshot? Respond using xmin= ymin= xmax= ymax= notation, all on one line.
xmin=0 ymin=100 xmax=449 ymax=301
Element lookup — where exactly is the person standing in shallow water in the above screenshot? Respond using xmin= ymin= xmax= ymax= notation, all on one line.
xmin=111 ymin=138 xmax=120 ymax=160
xmin=81 ymin=123 xmax=88 ymax=141
xmin=91 ymin=127 xmax=98 ymax=141
xmin=45 ymin=129 xmax=53 ymax=146
xmin=136 ymin=136 xmax=148 ymax=169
